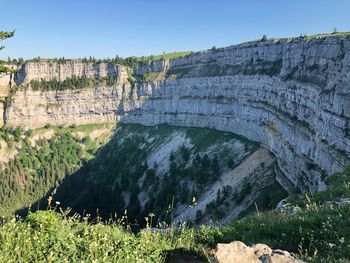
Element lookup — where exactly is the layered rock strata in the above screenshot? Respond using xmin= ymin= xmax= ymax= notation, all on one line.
xmin=2 ymin=34 xmax=350 ymax=191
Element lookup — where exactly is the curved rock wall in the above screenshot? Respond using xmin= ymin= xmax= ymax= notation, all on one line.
xmin=122 ymin=75 xmax=349 ymax=191
xmin=3 ymin=34 xmax=350 ymax=191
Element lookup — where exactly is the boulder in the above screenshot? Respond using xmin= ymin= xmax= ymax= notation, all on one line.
xmin=215 ymin=241 xmax=260 ymax=263
xmin=215 ymin=241 xmax=305 ymax=263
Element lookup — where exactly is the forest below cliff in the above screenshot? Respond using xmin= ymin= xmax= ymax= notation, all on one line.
xmin=0 ymin=123 xmax=286 ymax=227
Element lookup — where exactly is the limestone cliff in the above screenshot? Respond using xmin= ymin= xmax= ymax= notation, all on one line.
xmin=0 ymin=65 xmax=17 ymax=126
xmin=3 ymin=62 xmax=131 ymax=127
xmin=15 ymin=61 xmax=123 ymax=83
xmin=2 ymin=34 xmax=350 ymax=191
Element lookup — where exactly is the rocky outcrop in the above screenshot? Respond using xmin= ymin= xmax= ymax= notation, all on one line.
xmin=214 ymin=241 xmax=305 ymax=263
xmin=2 ymin=34 xmax=350 ymax=191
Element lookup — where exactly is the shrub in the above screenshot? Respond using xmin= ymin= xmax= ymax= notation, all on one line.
xmin=25 ymin=129 xmax=33 ymax=137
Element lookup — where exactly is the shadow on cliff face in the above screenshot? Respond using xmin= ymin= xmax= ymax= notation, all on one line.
xmin=16 ymin=42 xmax=344 ymax=223
xmin=14 ymin=74 xmax=292 ymax=226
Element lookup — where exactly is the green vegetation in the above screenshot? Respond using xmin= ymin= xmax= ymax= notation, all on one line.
xmin=0 ymin=126 xmax=23 ymax=143
xmin=248 ymin=31 xmax=350 ymax=44
xmin=1 ymin=165 xmax=350 ymax=262
xmin=34 ymin=122 xmax=114 ymax=134
xmin=294 ymin=74 xmax=327 ymax=88
xmin=242 ymin=59 xmax=283 ymax=77
xmin=0 ymin=123 xmax=115 ymax=217
xmin=136 ymin=51 xmax=193 ymax=62
xmin=142 ymin=71 xmax=162 ymax=82
xmin=164 ymin=59 xmax=283 ymax=80
xmin=27 ymin=51 xmax=193 ymax=68
xmin=289 ymin=166 xmax=350 ymax=207
xmin=165 ymin=67 xmax=193 ymax=79
xmin=35 ymin=123 xmax=258 ymax=225
xmin=237 ymin=179 xmax=288 ymax=218
xmin=196 ymin=167 xmax=350 ymax=262
xmin=282 ymin=64 xmax=328 ymax=89
xmin=0 ymin=131 xmax=86 ymax=216
xmin=27 ymin=75 xmax=119 ymax=91
xmin=202 ymin=168 xmax=288 ymax=223
xmin=0 ymin=210 xmax=201 ymax=263
xmin=6 ymin=57 xmax=24 ymax=65
xmin=28 ymin=56 xmax=141 ymax=68
xmin=129 ymin=71 xmax=163 ymax=84
xmin=0 ymin=31 xmax=15 ymax=74
xmin=302 ymin=31 xmax=350 ymax=41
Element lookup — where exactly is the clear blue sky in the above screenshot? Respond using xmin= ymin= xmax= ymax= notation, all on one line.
xmin=2 ymin=0 xmax=350 ymax=59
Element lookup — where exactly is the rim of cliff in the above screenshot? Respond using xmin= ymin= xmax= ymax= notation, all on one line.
xmin=1 ymin=30 xmax=350 ymax=194
xmin=5 ymin=31 xmax=350 ymax=68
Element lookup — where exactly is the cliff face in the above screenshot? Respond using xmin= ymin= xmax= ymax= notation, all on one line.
xmin=5 ymin=87 xmax=120 ymax=127
xmin=15 ymin=61 xmax=123 ymax=83
xmin=4 ymin=62 xmax=132 ymax=127
xmin=2 ymin=35 xmax=350 ymax=191
xmin=0 ymin=65 xmax=17 ymax=126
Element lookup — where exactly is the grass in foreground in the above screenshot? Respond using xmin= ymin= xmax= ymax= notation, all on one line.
xmin=1 ymin=166 xmax=350 ymax=262
xmin=0 ymin=210 xmax=203 ymax=263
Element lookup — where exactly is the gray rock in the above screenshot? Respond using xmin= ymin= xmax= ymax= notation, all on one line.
xmin=216 ymin=241 xmax=261 ymax=263
xmin=2 ymin=35 xmax=350 ymax=192
xmin=215 ymin=241 xmax=305 ymax=263
xmin=253 ymin=243 xmax=273 ymax=257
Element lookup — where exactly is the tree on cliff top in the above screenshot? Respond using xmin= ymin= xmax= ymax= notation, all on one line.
xmin=0 ymin=30 xmax=15 ymax=75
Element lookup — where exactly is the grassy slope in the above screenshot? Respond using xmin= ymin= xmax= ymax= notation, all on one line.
xmin=0 ymin=210 xmax=201 ymax=263
xmin=136 ymin=51 xmax=193 ymax=61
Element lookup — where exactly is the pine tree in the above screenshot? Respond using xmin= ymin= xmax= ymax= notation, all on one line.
xmin=0 ymin=31 xmax=15 ymax=75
